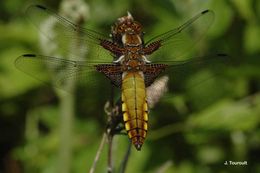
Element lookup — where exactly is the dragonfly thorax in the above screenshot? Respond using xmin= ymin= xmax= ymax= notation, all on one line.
xmin=122 ymin=33 xmax=142 ymax=46
xmin=123 ymin=58 xmax=145 ymax=71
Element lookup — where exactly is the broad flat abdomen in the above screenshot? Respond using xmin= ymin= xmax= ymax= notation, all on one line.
xmin=121 ymin=72 xmax=148 ymax=150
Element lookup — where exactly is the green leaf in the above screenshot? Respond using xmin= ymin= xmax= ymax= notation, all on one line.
xmin=187 ymin=98 xmax=260 ymax=131
xmin=244 ymin=23 xmax=260 ymax=54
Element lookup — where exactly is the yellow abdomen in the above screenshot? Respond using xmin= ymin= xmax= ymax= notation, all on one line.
xmin=121 ymin=71 xmax=148 ymax=150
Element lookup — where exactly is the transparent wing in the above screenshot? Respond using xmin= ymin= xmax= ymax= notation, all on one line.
xmin=26 ymin=4 xmax=113 ymax=62
xmin=15 ymin=54 xmax=119 ymax=93
xmin=146 ymin=53 xmax=230 ymax=109
xmin=145 ymin=10 xmax=214 ymax=61
xmin=158 ymin=54 xmax=228 ymax=89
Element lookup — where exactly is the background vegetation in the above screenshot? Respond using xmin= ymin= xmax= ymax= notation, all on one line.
xmin=1 ymin=0 xmax=260 ymax=173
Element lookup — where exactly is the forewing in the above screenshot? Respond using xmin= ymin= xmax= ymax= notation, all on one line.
xmin=26 ymin=4 xmax=113 ymax=62
xmin=15 ymin=54 xmax=119 ymax=93
xmin=145 ymin=10 xmax=214 ymax=61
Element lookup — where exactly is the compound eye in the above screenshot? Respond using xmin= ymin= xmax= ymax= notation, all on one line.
xmin=121 ymin=24 xmax=127 ymax=31
xmin=133 ymin=22 xmax=141 ymax=32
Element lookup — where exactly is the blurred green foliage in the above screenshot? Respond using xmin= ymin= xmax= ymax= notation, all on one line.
xmin=1 ymin=0 xmax=260 ymax=173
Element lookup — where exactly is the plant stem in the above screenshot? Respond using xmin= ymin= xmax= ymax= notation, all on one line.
xmin=107 ymin=134 xmax=113 ymax=173
xmin=107 ymin=84 xmax=115 ymax=173
xmin=118 ymin=141 xmax=132 ymax=173
xmin=89 ymin=133 xmax=107 ymax=173
xmin=58 ymin=92 xmax=74 ymax=173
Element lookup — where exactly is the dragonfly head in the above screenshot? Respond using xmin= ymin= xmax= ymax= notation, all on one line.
xmin=117 ymin=12 xmax=142 ymax=34
xmin=112 ymin=12 xmax=143 ymax=45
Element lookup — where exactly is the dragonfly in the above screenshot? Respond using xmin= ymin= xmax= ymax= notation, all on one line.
xmin=15 ymin=4 xmax=228 ymax=151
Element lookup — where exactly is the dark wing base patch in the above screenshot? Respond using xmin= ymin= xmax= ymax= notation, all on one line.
xmin=144 ymin=64 xmax=168 ymax=87
xmin=95 ymin=64 xmax=123 ymax=88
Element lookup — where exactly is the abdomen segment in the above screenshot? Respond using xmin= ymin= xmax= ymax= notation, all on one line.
xmin=121 ymin=72 xmax=148 ymax=150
